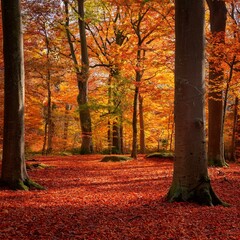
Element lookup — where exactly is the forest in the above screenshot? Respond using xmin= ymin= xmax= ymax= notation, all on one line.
xmin=0 ymin=0 xmax=240 ymax=239
xmin=0 ymin=1 xmax=240 ymax=158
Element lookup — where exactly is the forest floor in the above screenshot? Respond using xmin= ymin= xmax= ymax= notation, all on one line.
xmin=0 ymin=154 xmax=240 ymax=240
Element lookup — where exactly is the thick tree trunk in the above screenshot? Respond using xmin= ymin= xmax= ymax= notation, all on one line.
xmin=1 ymin=0 xmax=43 ymax=190
xmin=207 ymin=0 xmax=227 ymax=167
xmin=167 ymin=0 xmax=225 ymax=206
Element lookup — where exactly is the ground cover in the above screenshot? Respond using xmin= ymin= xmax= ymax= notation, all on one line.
xmin=0 ymin=155 xmax=239 ymax=239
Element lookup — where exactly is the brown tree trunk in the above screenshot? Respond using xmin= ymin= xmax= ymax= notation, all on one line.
xmin=234 ymin=114 xmax=240 ymax=161
xmin=77 ymin=0 xmax=93 ymax=154
xmin=107 ymin=73 xmax=113 ymax=154
xmin=64 ymin=0 xmax=92 ymax=154
xmin=167 ymin=0 xmax=226 ymax=206
xmin=77 ymin=75 xmax=93 ymax=154
xmin=131 ymin=88 xmax=139 ymax=158
xmin=111 ymin=68 xmax=123 ymax=154
xmin=230 ymin=97 xmax=238 ymax=162
xmin=42 ymin=67 xmax=54 ymax=155
xmin=1 ymin=0 xmax=43 ymax=190
xmin=139 ymin=94 xmax=145 ymax=154
xmin=63 ymin=104 xmax=71 ymax=150
xmin=112 ymin=121 xmax=122 ymax=154
xmin=207 ymin=0 xmax=227 ymax=167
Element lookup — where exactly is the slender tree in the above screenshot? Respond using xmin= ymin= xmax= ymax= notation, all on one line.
xmin=230 ymin=97 xmax=239 ymax=161
xmin=86 ymin=4 xmax=126 ymax=154
xmin=167 ymin=0 xmax=225 ymax=205
xmin=1 ymin=0 xmax=43 ymax=190
xmin=139 ymin=94 xmax=145 ymax=154
xmin=64 ymin=0 xmax=93 ymax=153
xmin=77 ymin=0 xmax=93 ymax=153
xmin=128 ymin=3 xmax=155 ymax=158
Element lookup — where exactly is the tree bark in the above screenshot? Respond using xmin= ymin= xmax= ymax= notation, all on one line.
xmin=63 ymin=104 xmax=71 ymax=150
xmin=139 ymin=94 xmax=145 ymax=154
xmin=1 ymin=0 xmax=43 ymax=190
xmin=167 ymin=0 xmax=225 ymax=206
xmin=234 ymin=114 xmax=240 ymax=161
xmin=112 ymin=120 xmax=122 ymax=154
xmin=111 ymin=68 xmax=123 ymax=154
xmin=131 ymin=85 xmax=139 ymax=159
xmin=107 ymin=72 xmax=113 ymax=154
xmin=206 ymin=0 xmax=227 ymax=167
xmin=230 ymin=97 xmax=238 ymax=162
xmin=64 ymin=0 xmax=93 ymax=154
xmin=77 ymin=0 xmax=93 ymax=154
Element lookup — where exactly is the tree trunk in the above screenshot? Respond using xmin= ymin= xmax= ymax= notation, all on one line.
xmin=111 ymin=68 xmax=123 ymax=154
xmin=42 ymin=121 xmax=48 ymax=155
xmin=167 ymin=0 xmax=225 ymax=206
xmin=234 ymin=113 xmax=240 ymax=161
xmin=77 ymin=0 xmax=93 ymax=154
xmin=131 ymin=46 xmax=142 ymax=159
xmin=63 ymin=104 xmax=71 ymax=150
xmin=139 ymin=94 xmax=145 ymax=154
xmin=107 ymin=73 xmax=113 ymax=154
xmin=131 ymin=85 xmax=139 ymax=159
xmin=207 ymin=0 xmax=227 ymax=167
xmin=112 ymin=121 xmax=122 ymax=154
xmin=167 ymin=110 xmax=174 ymax=151
xmin=42 ymin=78 xmax=54 ymax=155
xmin=77 ymin=76 xmax=93 ymax=154
xmin=230 ymin=97 xmax=238 ymax=162
xmin=1 ymin=0 xmax=43 ymax=190
xmin=64 ymin=0 xmax=92 ymax=154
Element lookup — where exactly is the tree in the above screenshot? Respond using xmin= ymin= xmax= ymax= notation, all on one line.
xmin=85 ymin=2 xmax=128 ymax=154
xmin=230 ymin=97 xmax=239 ymax=161
xmin=0 ymin=8 xmax=3 ymax=149
xmin=167 ymin=0 xmax=225 ymax=205
xmin=1 ymin=0 xmax=43 ymax=190
xmin=64 ymin=0 xmax=93 ymax=154
xmin=22 ymin=0 xmax=68 ymax=154
xmin=125 ymin=1 xmax=163 ymax=158
xmin=206 ymin=0 xmax=227 ymax=167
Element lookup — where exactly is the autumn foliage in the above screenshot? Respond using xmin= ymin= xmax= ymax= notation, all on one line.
xmin=0 ymin=1 xmax=238 ymax=158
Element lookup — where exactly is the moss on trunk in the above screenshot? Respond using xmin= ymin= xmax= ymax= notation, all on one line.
xmin=1 ymin=178 xmax=45 ymax=191
xmin=167 ymin=178 xmax=229 ymax=206
xmin=208 ymin=158 xmax=229 ymax=167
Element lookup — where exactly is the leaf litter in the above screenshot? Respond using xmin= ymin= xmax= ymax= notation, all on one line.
xmin=0 ymin=155 xmax=239 ymax=239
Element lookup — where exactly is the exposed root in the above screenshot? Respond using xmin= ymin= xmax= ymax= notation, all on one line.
xmin=0 ymin=178 xmax=45 ymax=191
xmin=24 ymin=179 xmax=46 ymax=190
xmin=167 ymin=179 xmax=229 ymax=206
